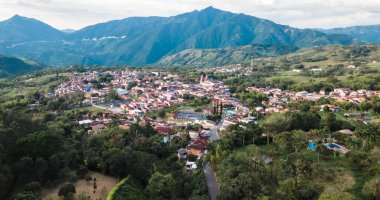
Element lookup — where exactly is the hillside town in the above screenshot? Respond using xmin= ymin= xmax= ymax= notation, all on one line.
xmin=52 ymin=69 xmax=380 ymax=168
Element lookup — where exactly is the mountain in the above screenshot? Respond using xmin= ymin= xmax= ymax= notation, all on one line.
xmin=0 ymin=15 xmax=64 ymax=46
xmin=61 ymin=29 xmax=76 ymax=34
xmin=158 ymin=44 xmax=298 ymax=67
xmin=0 ymin=7 xmax=360 ymax=66
xmin=0 ymin=55 xmax=45 ymax=77
xmin=320 ymin=25 xmax=380 ymax=44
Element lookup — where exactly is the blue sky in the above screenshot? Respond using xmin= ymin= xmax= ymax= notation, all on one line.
xmin=1 ymin=0 xmax=380 ymax=30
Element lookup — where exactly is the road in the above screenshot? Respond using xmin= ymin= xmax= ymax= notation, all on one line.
xmin=204 ymin=118 xmax=223 ymax=199
xmin=203 ymin=163 xmax=219 ymax=200
xmin=92 ymin=104 xmax=123 ymax=113
xmin=209 ymin=118 xmax=223 ymax=141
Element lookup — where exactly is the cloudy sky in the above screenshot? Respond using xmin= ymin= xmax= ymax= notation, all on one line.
xmin=1 ymin=0 xmax=380 ymax=30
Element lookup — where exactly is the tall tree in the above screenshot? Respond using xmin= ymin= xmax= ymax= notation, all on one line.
xmin=146 ymin=171 xmax=176 ymax=200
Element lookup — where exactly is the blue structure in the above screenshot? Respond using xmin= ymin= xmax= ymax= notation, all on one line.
xmin=116 ymin=88 xmax=129 ymax=96
xmin=326 ymin=143 xmax=341 ymax=149
xmin=162 ymin=137 xmax=170 ymax=144
xmin=224 ymin=110 xmax=236 ymax=115
xmin=83 ymin=87 xmax=91 ymax=92
xmin=308 ymin=141 xmax=316 ymax=151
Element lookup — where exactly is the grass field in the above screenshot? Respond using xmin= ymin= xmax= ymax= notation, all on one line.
xmin=42 ymin=172 xmax=119 ymax=200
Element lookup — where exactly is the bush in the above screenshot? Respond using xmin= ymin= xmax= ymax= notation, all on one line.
xmin=22 ymin=181 xmax=41 ymax=194
xmin=58 ymin=183 xmax=76 ymax=198
xmin=362 ymin=177 xmax=380 ymax=199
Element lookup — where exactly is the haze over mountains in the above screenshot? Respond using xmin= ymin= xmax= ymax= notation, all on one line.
xmin=0 ymin=6 xmax=379 ymax=67
xmin=319 ymin=25 xmax=380 ymax=44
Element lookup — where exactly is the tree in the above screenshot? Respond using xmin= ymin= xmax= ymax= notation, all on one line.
xmin=219 ymin=172 xmax=262 ymax=200
xmin=246 ymin=123 xmax=262 ymax=145
xmin=262 ymin=112 xmax=292 ymax=145
xmin=356 ymin=123 xmax=378 ymax=149
xmin=362 ymin=177 xmax=380 ymax=200
xmin=58 ymin=183 xmax=76 ymax=199
xmin=314 ymin=139 xmax=324 ymax=165
xmin=274 ymin=130 xmax=307 ymax=154
xmin=16 ymin=131 xmax=63 ymax=159
xmin=13 ymin=192 xmax=39 ymax=200
xmin=146 ymin=171 xmax=176 ymax=200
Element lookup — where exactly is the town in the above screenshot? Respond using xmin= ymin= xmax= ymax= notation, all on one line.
xmin=53 ymin=68 xmax=380 ymax=171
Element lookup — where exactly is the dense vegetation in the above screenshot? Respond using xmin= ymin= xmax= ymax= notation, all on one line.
xmin=208 ymin=109 xmax=380 ymax=200
xmin=158 ymin=45 xmax=297 ymax=67
xmin=0 ymin=55 xmax=45 ymax=78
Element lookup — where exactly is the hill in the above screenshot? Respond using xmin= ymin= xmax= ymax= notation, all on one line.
xmin=158 ymin=44 xmax=298 ymax=67
xmin=0 ymin=15 xmax=64 ymax=46
xmin=320 ymin=25 xmax=380 ymax=44
xmin=0 ymin=55 xmax=45 ymax=77
xmin=273 ymin=45 xmax=380 ymax=66
xmin=0 ymin=7 xmax=360 ymax=66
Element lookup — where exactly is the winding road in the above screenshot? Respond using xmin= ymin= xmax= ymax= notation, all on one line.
xmin=203 ymin=163 xmax=219 ymax=200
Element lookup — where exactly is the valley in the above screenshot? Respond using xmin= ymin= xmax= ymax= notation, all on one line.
xmin=1 ymin=4 xmax=380 ymax=200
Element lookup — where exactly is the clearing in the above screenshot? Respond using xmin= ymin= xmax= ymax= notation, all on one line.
xmin=42 ymin=171 xmax=119 ymax=200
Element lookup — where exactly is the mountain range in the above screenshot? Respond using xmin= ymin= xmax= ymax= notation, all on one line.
xmin=0 ymin=6 xmax=379 ymax=68
xmin=319 ymin=25 xmax=380 ymax=44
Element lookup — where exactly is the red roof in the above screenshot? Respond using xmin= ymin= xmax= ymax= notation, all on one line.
xmin=154 ymin=126 xmax=173 ymax=135
xmin=187 ymin=138 xmax=208 ymax=150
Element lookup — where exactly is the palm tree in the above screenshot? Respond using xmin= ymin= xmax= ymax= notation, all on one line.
xmin=314 ymin=139 xmax=324 ymax=166
xmin=356 ymin=123 xmax=377 ymax=149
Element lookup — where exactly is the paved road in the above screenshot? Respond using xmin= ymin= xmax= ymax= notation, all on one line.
xmin=209 ymin=119 xmax=223 ymax=141
xmin=92 ymin=104 xmax=123 ymax=113
xmin=203 ymin=163 xmax=219 ymax=200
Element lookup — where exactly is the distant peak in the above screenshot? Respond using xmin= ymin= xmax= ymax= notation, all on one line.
xmin=8 ymin=14 xmax=28 ymax=21
xmin=205 ymin=6 xmax=216 ymax=9
xmin=11 ymin=14 xmax=22 ymax=19
xmin=200 ymin=6 xmax=222 ymax=12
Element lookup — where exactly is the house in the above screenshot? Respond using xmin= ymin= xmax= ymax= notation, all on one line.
xmin=201 ymin=120 xmax=216 ymax=129
xmin=79 ymin=119 xmax=93 ymax=125
xmin=90 ymin=124 xmax=106 ymax=133
xmin=177 ymin=148 xmax=187 ymax=160
xmin=186 ymin=139 xmax=208 ymax=156
xmin=82 ymin=100 xmax=92 ymax=107
xmin=116 ymin=88 xmax=129 ymax=96
xmin=91 ymin=97 xmax=99 ymax=103
xmin=186 ymin=161 xmax=197 ymax=170
xmin=320 ymin=104 xmax=339 ymax=112
xmin=173 ymin=110 xmax=203 ymax=120
xmin=239 ymin=116 xmax=256 ymax=124
xmin=189 ymin=131 xmax=200 ymax=139
xmin=155 ymin=126 xmax=173 ymax=135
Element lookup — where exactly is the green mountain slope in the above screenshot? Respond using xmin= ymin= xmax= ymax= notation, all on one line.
xmin=320 ymin=25 xmax=380 ymax=44
xmin=158 ymin=44 xmax=298 ymax=67
xmin=0 ymin=15 xmax=64 ymax=46
xmin=0 ymin=55 xmax=45 ymax=77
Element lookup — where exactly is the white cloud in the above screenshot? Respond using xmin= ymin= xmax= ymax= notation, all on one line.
xmin=0 ymin=0 xmax=380 ymax=29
